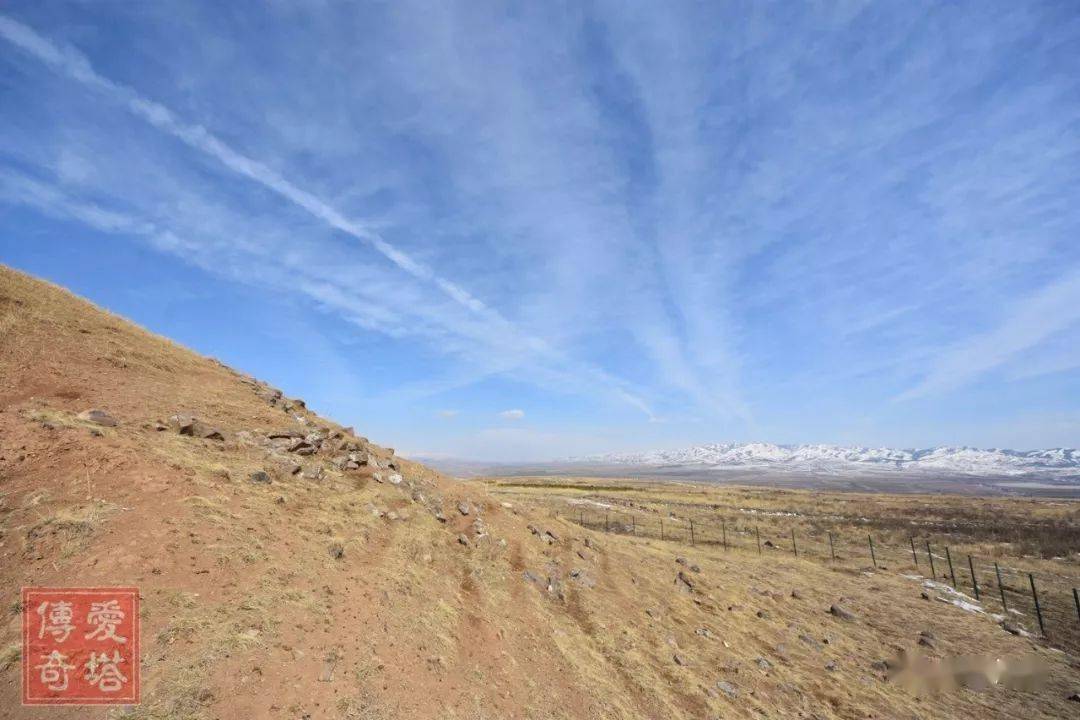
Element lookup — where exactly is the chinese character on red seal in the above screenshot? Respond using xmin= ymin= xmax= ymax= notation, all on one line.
xmin=22 ymin=587 xmax=140 ymax=705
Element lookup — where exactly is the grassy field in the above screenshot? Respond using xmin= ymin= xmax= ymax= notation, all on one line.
xmin=6 ymin=264 xmax=1080 ymax=719
xmin=479 ymin=475 xmax=1080 ymax=656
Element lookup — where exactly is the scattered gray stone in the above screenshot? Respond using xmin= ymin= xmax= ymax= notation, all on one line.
xmin=716 ymin=680 xmax=738 ymax=699
xmin=287 ymin=438 xmax=315 ymax=455
xmin=267 ymin=429 xmax=304 ymax=439
xmin=825 ymin=660 xmax=838 ymax=672
xmin=799 ymin=633 xmax=824 ymax=651
xmin=168 ymin=414 xmax=224 ymax=441
xmin=260 ymin=387 xmax=284 ymax=405
xmin=674 ymin=571 xmax=695 ymax=594
xmin=249 ymin=471 xmax=271 ymax=484
xmin=755 ymin=657 xmax=772 ymax=671
xmin=523 ymin=570 xmax=540 ymax=583
xmin=387 ymin=473 xmax=403 ymax=485
xmin=77 ymin=409 xmax=118 ymax=427
xmin=756 ymin=610 xmax=770 ymax=620
xmin=457 ymin=533 xmax=470 ymax=547
xmin=828 ymin=604 xmax=856 ymax=622
xmin=673 ymin=653 xmax=689 ymax=666
xmin=569 ymin=569 xmax=595 ymax=588
xmin=458 ymin=501 xmax=470 ymax=516
xmin=301 ymin=466 xmax=323 ymax=481
xmin=328 ymin=542 xmax=344 ymax=559
xmin=546 ymin=577 xmax=566 ymax=601
xmin=791 ymin=590 xmax=803 ymax=600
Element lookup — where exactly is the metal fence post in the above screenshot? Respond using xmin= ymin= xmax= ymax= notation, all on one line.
xmin=660 ymin=518 xmax=664 ymax=542
xmin=605 ymin=512 xmax=609 ymax=532
xmin=791 ymin=529 xmax=798 ymax=557
xmin=722 ymin=520 xmax=727 ymax=551
xmin=910 ymin=537 xmax=918 ymax=568
xmin=756 ymin=526 xmax=762 ymax=555
xmin=632 ymin=515 xmax=636 ymax=535
xmin=995 ymin=562 xmax=1007 ymax=613
xmin=945 ymin=546 xmax=957 ymax=588
xmin=828 ymin=532 xmax=835 ymax=562
xmin=1029 ymin=574 xmax=1045 ymax=636
xmin=927 ymin=542 xmax=936 ymax=580
xmin=967 ymin=555 xmax=980 ymax=601
xmin=868 ymin=535 xmax=877 ymax=569
xmin=1073 ymin=588 xmax=1080 ymax=625
xmin=690 ymin=519 xmax=695 ymax=546
xmin=579 ymin=509 xmax=584 ymax=526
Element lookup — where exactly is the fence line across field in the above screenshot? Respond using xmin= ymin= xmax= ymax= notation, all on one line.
xmin=559 ymin=505 xmax=1080 ymax=653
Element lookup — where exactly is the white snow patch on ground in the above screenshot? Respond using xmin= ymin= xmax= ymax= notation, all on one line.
xmin=565 ymin=498 xmax=613 ymax=509
xmin=738 ymin=508 xmax=800 ymax=517
xmin=923 ymin=579 xmax=984 ymax=613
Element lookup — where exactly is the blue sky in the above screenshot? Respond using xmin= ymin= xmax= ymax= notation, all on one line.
xmin=1 ymin=2 xmax=1079 ymax=460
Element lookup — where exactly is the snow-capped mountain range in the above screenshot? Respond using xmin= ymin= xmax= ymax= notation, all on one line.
xmin=575 ymin=443 xmax=1080 ymax=478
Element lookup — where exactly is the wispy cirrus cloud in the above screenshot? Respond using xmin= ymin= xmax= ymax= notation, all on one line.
xmin=898 ymin=268 xmax=1080 ymax=400
xmin=0 ymin=12 xmax=659 ymax=420
xmin=2 ymin=2 xmax=1079 ymax=457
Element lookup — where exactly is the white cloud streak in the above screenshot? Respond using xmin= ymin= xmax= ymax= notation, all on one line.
xmin=0 ymin=13 xmax=656 ymax=418
xmin=898 ymin=268 xmax=1080 ymax=400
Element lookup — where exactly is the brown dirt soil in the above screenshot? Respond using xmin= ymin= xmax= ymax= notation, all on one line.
xmin=1 ymin=263 xmax=1078 ymax=719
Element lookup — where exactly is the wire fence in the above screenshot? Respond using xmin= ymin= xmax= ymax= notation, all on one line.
xmin=560 ymin=504 xmax=1080 ymax=656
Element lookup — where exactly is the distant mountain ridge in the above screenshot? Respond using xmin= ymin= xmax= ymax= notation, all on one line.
xmin=575 ymin=442 xmax=1080 ymax=478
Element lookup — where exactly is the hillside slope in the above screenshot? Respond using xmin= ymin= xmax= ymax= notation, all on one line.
xmin=0 ymin=264 xmax=1077 ymax=719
